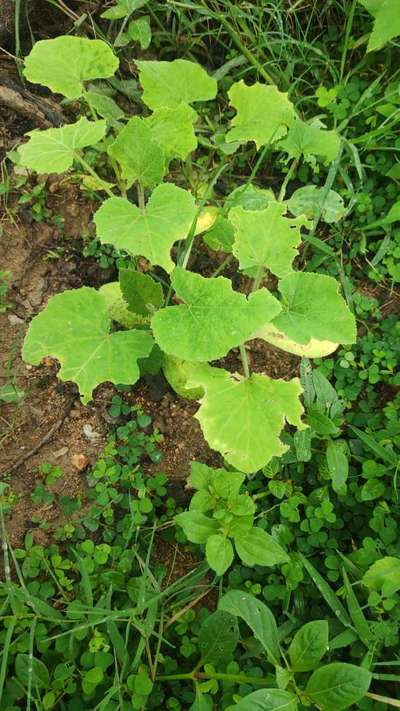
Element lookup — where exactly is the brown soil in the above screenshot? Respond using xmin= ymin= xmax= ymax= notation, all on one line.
xmin=0 ymin=193 xmax=110 ymax=546
xmin=0 ymin=166 xmax=218 ymax=546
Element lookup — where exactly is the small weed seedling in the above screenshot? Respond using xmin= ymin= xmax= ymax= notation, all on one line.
xmin=176 ymin=461 xmax=289 ymax=575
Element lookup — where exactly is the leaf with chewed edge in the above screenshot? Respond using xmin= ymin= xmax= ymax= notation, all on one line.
xmin=23 ymin=36 xmax=118 ymax=99
xmin=108 ymin=117 xmax=165 ymax=188
xmin=226 ymin=81 xmax=296 ymax=148
xmin=269 ymin=272 xmax=356 ymax=348
xmin=18 ymin=118 xmax=106 ymax=174
xmin=229 ymin=202 xmax=310 ymax=277
xmin=151 ymin=268 xmax=281 ymax=362
xmin=94 ymin=184 xmax=196 ymax=273
xmin=22 ymin=287 xmax=153 ymax=403
xmin=187 ymin=366 xmax=304 ymax=473
xmin=137 ymin=58 xmax=217 ymax=109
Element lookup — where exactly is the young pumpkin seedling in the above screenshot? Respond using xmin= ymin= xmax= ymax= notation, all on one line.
xmin=19 ymin=36 xmax=356 ymax=474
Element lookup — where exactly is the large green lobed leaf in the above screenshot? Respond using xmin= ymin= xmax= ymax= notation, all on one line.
xmin=24 ymin=36 xmax=118 ymax=99
xmin=229 ymin=202 xmax=309 ymax=277
xmin=94 ymin=184 xmax=196 ymax=273
xmin=162 ymin=357 xmax=214 ymax=400
xmin=255 ymin=322 xmax=339 ymax=358
xmin=188 ymin=366 xmax=304 ymax=472
xmin=22 ymin=287 xmax=154 ymax=403
xmin=119 ymin=270 xmax=164 ymax=315
xmin=145 ymin=104 xmax=198 ymax=160
xmin=108 ymin=117 xmax=165 ymax=188
xmin=137 ymin=58 xmax=217 ymax=109
xmin=260 ymin=272 xmax=356 ymax=348
xmin=18 ymin=118 xmax=106 ymax=174
xmin=279 ymin=119 xmax=340 ymax=164
xmin=287 ymin=185 xmax=346 ymax=224
xmin=99 ymin=281 xmax=146 ymax=328
xmin=360 ymin=0 xmax=400 ymax=52
xmin=226 ymin=81 xmax=296 ymax=148
xmin=151 ymin=267 xmax=281 ymax=362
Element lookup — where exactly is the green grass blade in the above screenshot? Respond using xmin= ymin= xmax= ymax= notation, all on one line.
xmin=300 ymin=554 xmax=352 ymax=628
xmin=349 ymin=425 xmax=397 ymax=465
xmin=342 ymin=568 xmax=371 ymax=647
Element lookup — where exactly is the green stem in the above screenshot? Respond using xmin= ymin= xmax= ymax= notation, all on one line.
xmin=179 ymin=161 xmax=229 ymax=271
xmin=168 ymin=0 xmax=278 ymax=86
xmin=114 ymin=14 xmax=130 ymax=47
xmin=156 ymin=670 xmax=274 ymax=686
xmin=156 ymin=672 xmax=194 ymax=682
xmin=0 ymin=503 xmax=13 ymax=606
xmin=108 ymin=156 xmax=127 ymax=197
xmin=211 ymin=254 xmax=233 ymax=278
xmin=82 ymin=90 xmax=98 ymax=122
xmin=185 ymin=155 xmax=194 ymax=189
xmin=238 ymin=266 xmax=265 ymax=378
xmin=137 ymin=182 xmax=145 ymax=211
xmin=75 ymin=154 xmax=114 ymax=198
xmin=252 ymin=265 xmax=265 ymax=292
xmin=278 ymin=158 xmax=299 ymax=202
xmin=350 ymin=115 xmax=400 ymax=145
xmin=305 ymin=142 xmax=344 ymax=255
xmin=200 ymin=0 xmax=277 ymax=86
xmin=239 ymin=344 xmax=250 ymax=379
xmin=14 ymin=0 xmax=22 ymax=64
xmin=339 ymin=0 xmax=358 ymax=83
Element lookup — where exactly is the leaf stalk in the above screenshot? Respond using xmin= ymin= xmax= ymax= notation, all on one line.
xmin=75 ymin=154 xmax=114 ymax=198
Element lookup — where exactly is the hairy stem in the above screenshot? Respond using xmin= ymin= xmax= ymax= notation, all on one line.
xmin=239 ymin=344 xmax=250 ymax=379
xmin=75 ymin=154 xmax=114 ymax=198
xmin=252 ymin=265 xmax=265 ymax=292
xmin=180 ymin=161 xmax=229 ymax=271
xmin=211 ymin=254 xmax=233 ymax=278
xmin=137 ymin=182 xmax=145 ymax=211
xmin=278 ymin=157 xmax=299 ymax=202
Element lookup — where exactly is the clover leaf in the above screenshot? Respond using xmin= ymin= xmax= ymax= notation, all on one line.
xmin=151 ymin=268 xmax=281 ymax=362
xmin=94 ymin=184 xmax=196 ymax=273
xmin=22 ymin=287 xmax=154 ymax=403
xmin=23 ymin=36 xmax=118 ymax=99
xmin=137 ymin=58 xmax=217 ymax=109
xmin=18 ymin=118 xmax=106 ymax=174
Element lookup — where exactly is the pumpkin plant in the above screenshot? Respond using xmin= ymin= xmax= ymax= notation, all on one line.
xmin=19 ymin=36 xmax=356 ymax=473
